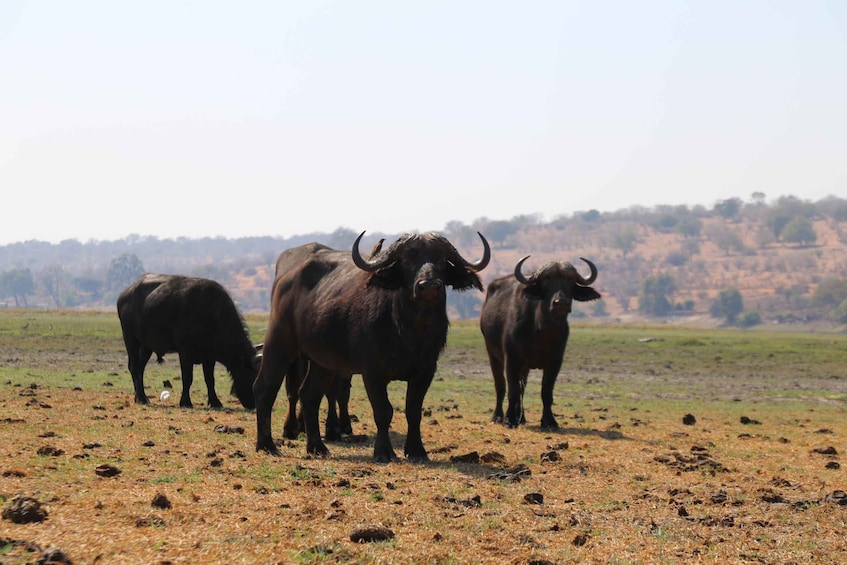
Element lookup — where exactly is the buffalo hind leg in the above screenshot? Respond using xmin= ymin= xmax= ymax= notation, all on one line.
xmin=488 ymin=352 xmax=506 ymax=424
xmin=324 ymin=389 xmax=341 ymax=441
xmin=504 ymin=377 xmax=526 ymax=428
xmin=178 ymin=355 xmax=196 ymax=408
xmin=128 ymin=344 xmax=153 ymax=405
xmin=504 ymin=359 xmax=528 ymax=428
xmin=283 ymin=359 xmax=308 ymax=439
xmin=323 ymin=373 xmax=351 ymax=440
xmin=299 ymin=365 xmax=331 ymax=456
xmin=336 ymin=374 xmax=353 ymax=436
xmin=253 ymin=346 xmax=292 ymax=456
xmin=203 ymin=360 xmax=223 ymax=408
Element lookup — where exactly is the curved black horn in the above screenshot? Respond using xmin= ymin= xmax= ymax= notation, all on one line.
xmin=456 ymin=232 xmax=491 ymax=272
xmin=352 ymin=231 xmax=393 ymax=272
xmin=514 ymin=255 xmax=532 ymax=285
xmin=576 ymin=257 xmax=598 ymax=286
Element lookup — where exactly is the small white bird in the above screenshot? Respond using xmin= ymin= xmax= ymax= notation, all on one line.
xmin=159 ymin=390 xmax=171 ymax=402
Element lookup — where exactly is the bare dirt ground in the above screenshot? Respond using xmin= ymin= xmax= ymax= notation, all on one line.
xmin=2 ymin=317 xmax=847 ymax=564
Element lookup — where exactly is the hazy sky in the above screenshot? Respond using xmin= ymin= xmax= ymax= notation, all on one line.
xmin=1 ymin=1 xmax=845 ymax=245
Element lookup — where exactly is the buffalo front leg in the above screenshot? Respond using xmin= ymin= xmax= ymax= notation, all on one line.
xmin=178 ymin=355 xmax=195 ymax=408
xmin=539 ymin=360 xmax=563 ymax=429
xmin=403 ymin=376 xmax=432 ymax=462
xmin=362 ymin=374 xmax=396 ymax=463
xmin=202 ymin=360 xmax=223 ymax=408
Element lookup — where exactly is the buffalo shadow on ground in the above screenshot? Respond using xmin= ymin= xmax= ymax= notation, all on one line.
xmin=284 ymin=424 xmax=634 ymax=467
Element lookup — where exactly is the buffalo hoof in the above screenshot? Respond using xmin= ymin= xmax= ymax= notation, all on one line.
xmin=405 ymin=451 xmax=429 ymax=464
xmin=282 ymin=419 xmax=301 ymax=440
xmin=504 ymin=408 xmax=523 ymax=428
xmin=179 ymin=401 xmax=193 ymax=409
xmin=135 ymin=395 xmax=150 ymax=405
xmin=306 ymin=441 xmax=330 ymax=457
xmin=540 ymin=416 xmax=559 ymax=430
xmin=209 ymin=399 xmax=223 ymax=409
xmin=373 ymin=448 xmax=398 ymax=464
xmin=256 ymin=438 xmax=281 ymax=457
xmin=404 ymin=439 xmax=428 ymax=463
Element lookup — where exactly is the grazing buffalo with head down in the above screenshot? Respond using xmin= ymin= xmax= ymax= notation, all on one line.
xmin=480 ymin=256 xmax=600 ymax=429
xmin=254 ymin=231 xmax=490 ymax=462
xmin=117 ymin=274 xmax=259 ymax=409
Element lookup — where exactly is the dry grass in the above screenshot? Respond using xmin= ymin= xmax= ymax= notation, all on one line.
xmin=2 ymin=311 xmax=847 ymax=564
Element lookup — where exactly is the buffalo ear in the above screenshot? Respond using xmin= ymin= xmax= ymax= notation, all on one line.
xmin=446 ymin=264 xmax=483 ymax=292
xmin=574 ymin=286 xmax=602 ymax=302
xmin=367 ymin=264 xmax=404 ymax=290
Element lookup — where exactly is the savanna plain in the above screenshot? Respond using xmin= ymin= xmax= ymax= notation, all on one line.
xmin=1 ymin=310 xmax=847 ymax=564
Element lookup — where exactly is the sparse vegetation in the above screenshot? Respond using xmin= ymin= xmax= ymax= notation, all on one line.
xmin=639 ymin=273 xmax=676 ymax=317
xmin=737 ymin=309 xmax=762 ymax=327
xmin=1 ymin=311 xmax=846 ymax=564
xmin=782 ymin=216 xmax=818 ymax=247
xmin=710 ymin=288 xmax=744 ymax=325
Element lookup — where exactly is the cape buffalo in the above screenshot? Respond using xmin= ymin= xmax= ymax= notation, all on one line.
xmin=117 ymin=273 xmax=259 ymax=409
xmin=271 ymin=239 xmax=382 ymax=442
xmin=480 ymin=256 xmax=600 ymax=429
xmin=254 ymin=231 xmax=490 ymax=462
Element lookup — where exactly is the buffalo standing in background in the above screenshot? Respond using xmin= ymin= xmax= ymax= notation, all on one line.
xmin=117 ymin=274 xmax=259 ymax=409
xmin=480 ymin=256 xmax=600 ymax=429
xmin=271 ymin=239 xmax=382 ymax=441
xmin=254 ymin=231 xmax=490 ymax=462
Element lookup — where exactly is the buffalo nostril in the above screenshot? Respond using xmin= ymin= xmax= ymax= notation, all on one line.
xmin=417 ymin=280 xmax=442 ymax=290
xmin=415 ymin=280 xmax=443 ymax=299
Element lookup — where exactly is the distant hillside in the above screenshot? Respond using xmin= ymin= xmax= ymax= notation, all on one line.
xmin=492 ymin=211 xmax=846 ymax=327
xmin=2 ymin=195 xmax=847 ymax=330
